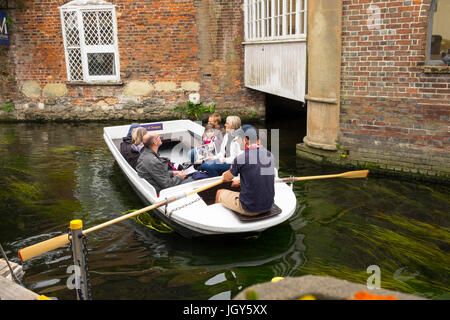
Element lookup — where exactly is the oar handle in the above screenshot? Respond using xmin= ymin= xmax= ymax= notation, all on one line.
xmin=18 ymin=234 xmax=70 ymax=262
xmin=18 ymin=202 xmax=167 ymax=262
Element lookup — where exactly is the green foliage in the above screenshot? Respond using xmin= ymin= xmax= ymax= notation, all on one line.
xmin=336 ymin=143 xmax=348 ymax=159
xmin=5 ymin=17 xmax=13 ymax=28
xmin=172 ymin=101 xmax=215 ymax=120
xmin=0 ymin=101 xmax=14 ymax=113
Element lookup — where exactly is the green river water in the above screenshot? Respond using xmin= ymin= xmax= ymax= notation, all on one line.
xmin=0 ymin=121 xmax=448 ymax=300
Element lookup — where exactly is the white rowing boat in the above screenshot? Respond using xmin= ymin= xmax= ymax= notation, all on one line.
xmin=103 ymin=120 xmax=297 ymax=238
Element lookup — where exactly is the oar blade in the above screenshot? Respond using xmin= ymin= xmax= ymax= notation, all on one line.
xmin=339 ymin=170 xmax=370 ymax=179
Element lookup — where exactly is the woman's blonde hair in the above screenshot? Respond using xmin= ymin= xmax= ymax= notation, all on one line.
xmin=225 ymin=116 xmax=241 ymax=130
xmin=132 ymin=127 xmax=147 ymax=145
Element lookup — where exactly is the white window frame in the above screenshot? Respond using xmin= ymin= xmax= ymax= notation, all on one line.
xmin=60 ymin=3 xmax=120 ymax=83
xmin=244 ymin=0 xmax=307 ymax=42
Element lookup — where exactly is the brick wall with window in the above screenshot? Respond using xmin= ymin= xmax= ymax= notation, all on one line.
xmin=339 ymin=0 xmax=449 ymax=177
xmin=1 ymin=0 xmax=265 ymax=121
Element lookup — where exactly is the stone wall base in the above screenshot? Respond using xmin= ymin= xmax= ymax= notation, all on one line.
xmin=297 ymin=144 xmax=450 ymax=184
xmin=0 ymin=96 xmax=265 ymax=123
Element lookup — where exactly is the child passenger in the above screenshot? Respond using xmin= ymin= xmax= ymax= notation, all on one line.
xmin=190 ymin=124 xmax=217 ymax=164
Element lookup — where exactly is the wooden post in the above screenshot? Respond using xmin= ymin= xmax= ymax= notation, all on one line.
xmin=69 ymin=220 xmax=91 ymax=300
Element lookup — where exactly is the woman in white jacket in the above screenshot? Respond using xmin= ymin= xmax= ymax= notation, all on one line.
xmin=199 ymin=116 xmax=243 ymax=177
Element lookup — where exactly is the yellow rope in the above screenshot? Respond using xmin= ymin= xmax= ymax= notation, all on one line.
xmin=122 ymin=209 xmax=173 ymax=233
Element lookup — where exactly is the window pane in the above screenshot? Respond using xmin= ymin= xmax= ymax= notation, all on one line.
xmin=257 ymin=0 xmax=261 ymax=38
xmin=247 ymin=1 xmax=251 ymax=39
xmin=82 ymin=11 xmax=99 ymax=45
xmin=430 ymin=0 xmax=450 ymax=62
xmin=292 ymin=0 xmax=296 ymax=35
xmin=275 ymin=0 xmax=283 ymax=36
xmin=98 ymin=11 xmax=114 ymax=45
xmin=87 ymin=52 xmax=115 ymax=76
xmin=267 ymin=0 xmax=272 ymax=37
xmin=287 ymin=0 xmax=291 ymax=35
xmin=299 ymin=11 xmax=305 ymax=34
xmin=68 ymin=48 xmax=83 ymax=81
xmin=82 ymin=10 xmax=114 ymax=45
xmin=63 ymin=11 xmax=80 ymax=47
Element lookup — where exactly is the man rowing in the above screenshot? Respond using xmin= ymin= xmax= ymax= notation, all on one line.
xmin=216 ymin=125 xmax=275 ymax=216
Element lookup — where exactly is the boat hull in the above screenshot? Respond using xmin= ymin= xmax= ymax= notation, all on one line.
xmin=104 ymin=120 xmax=297 ymax=238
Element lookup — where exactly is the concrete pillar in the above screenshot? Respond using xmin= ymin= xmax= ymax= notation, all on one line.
xmin=303 ymin=0 xmax=342 ymax=151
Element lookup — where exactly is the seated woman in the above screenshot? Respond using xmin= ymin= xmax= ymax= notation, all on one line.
xmin=199 ymin=115 xmax=243 ymax=177
xmin=120 ymin=124 xmax=147 ymax=170
xmin=131 ymin=127 xmax=147 ymax=155
xmin=120 ymin=124 xmax=140 ymax=168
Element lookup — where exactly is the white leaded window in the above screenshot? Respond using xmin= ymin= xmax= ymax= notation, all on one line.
xmin=245 ymin=0 xmax=307 ymax=42
xmin=59 ymin=1 xmax=120 ymax=82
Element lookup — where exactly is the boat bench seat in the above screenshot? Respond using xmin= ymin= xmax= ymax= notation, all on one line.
xmin=231 ymin=204 xmax=282 ymax=222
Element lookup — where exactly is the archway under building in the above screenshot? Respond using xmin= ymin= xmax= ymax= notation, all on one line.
xmin=264 ymin=93 xmax=307 ymax=159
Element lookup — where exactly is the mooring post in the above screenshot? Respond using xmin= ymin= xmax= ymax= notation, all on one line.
xmin=69 ymin=219 xmax=91 ymax=300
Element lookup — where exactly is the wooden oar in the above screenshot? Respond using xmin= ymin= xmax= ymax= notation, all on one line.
xmin=19 ymin=170 xmax=369 ymax=261
xmin=18 ymin=178 xmax=225 ymax=262
xmin=277 ymin=170 xmax=369 ymax=183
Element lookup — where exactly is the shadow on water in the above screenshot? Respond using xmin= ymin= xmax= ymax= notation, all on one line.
xmin=0 ymin=121 xmax=449 ymax=300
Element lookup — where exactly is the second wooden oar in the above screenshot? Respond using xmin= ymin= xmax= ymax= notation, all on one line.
xmin=18 ymin=170 xmax=369 ymax=261
xmin=18 ymin=178 xmax=225 ymax=262
xmin=277 ymin=170 xmax=370 ymax=182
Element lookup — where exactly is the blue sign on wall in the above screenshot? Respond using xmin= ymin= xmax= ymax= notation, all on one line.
xmin=0 ymin=10 xmax=9 ymax=46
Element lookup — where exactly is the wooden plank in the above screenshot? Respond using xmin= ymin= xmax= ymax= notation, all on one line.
xmin=0 ymin=259 xmax=24 ymax=281
xmin=0 ymin=276 xmax=39 ymax=300
xmin=0 ymin=264 xmax=10 ymax=276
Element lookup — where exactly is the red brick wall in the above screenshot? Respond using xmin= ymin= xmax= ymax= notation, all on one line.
xmin=340 ymin=0 xmax=449 ymax=175
xmin=116 ymin=0 xmax=199 ymax=82
xmin=1 ymin=0 xmax=264 ymax=120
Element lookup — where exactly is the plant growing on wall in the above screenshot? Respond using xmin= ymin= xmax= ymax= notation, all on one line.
xmin=172 ymin=101 xmax=215 ymax=121
xmin=336 ymin=143 xmax=349 ymax=159
xmin=0 ymin=101 xmax=13 ymax=112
